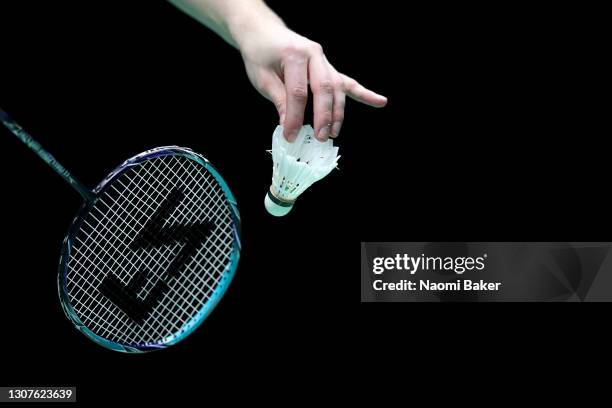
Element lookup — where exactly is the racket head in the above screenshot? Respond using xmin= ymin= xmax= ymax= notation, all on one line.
xmin=57 ymin=146 xmax=240 ymax=352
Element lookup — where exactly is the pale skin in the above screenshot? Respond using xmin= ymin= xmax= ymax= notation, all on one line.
xmin=169 ymin=0 xmax=387 ymax=142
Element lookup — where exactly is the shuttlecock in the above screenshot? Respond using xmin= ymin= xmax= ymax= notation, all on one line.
xmin=265 ymin=125 xmax=340 ymax=216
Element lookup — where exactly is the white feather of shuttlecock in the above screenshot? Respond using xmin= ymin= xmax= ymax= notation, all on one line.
xmin=269 ymin=124 xmax=339 ymax=203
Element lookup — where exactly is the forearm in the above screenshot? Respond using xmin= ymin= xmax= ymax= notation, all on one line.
xmin=168 ymin=0 xmax=285 ymax=50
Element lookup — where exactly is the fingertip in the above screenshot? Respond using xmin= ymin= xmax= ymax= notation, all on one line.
xmin=283 ymin=126 xmax=299 ymax=142
xmin=365 ymin=94 xmax=387 ymax=108
xmin=316 ymin=124 xmax=331 ymax=141
xmin=376 ymin=95 xmax=388 ymax=107
xmin=331 ymin=122 xmax=342 ymax=138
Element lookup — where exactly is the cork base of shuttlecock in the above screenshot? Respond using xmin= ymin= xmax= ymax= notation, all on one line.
xmin=264 ymin=190 xmax=294 ymax=217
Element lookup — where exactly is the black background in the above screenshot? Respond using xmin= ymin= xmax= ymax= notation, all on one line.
xmin=0 ymin=0 xmax=606 ymax=404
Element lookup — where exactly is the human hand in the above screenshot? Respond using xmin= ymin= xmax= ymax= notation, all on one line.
xmin=238 ymin=25 xmax=387 ymax=142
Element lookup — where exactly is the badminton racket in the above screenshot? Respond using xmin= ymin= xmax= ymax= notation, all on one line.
xmin=0 ymin=108 xmax=241 ymax=352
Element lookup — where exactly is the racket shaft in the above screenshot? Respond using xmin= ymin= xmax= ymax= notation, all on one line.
xmin=0 ymin=108 xmax=93 ymax=202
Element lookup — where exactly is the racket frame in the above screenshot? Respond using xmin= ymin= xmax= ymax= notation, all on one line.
xmin=57 ymin=146 xmax=241 ymax=352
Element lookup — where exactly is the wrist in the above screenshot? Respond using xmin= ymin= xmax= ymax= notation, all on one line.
xmin=227 ymin=4 xmax=286 ymax=52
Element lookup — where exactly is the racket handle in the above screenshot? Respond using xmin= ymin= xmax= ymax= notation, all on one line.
xmin=0 ymin=108 xmax=94 ymax=202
